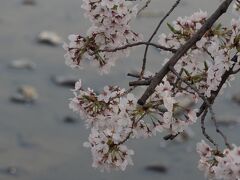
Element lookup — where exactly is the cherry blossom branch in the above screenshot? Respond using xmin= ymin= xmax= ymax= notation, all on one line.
xmin=129 ymin=56 xmax=238 ymax=148
xmin=137 ymin=0 xmax=234 ymax=106
xmin=163 ymin=57 xmax=239 ymax=144
xmin=127 ymin=68 xmax=219 ymax=143
xmin=169 ymin=66 xmax=232 ymax=149
xmin=197 ymin=55 xmax=238 ymax=116
xmin=64 ymin=0 xmax=240 ymax=175
xmin=140 ymin=0 xmax=181 ymax=76
xmin=117 ymin=112 xmax=147 ymax=146
xmin=169 ymin=66 xmax=218 ymax=147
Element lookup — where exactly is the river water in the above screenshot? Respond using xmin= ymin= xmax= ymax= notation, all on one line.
xmin=0 ymin=0 xmax=240 ymax=180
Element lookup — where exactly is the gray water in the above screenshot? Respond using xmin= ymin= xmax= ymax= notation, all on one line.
xmin=0 ymin=0 xmax=240 ymax=180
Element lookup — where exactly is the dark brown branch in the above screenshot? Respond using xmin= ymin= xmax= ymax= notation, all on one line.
xmin=98 ymin=42 xmax=176 ymax=53
xmin=127 ymin=73 xmax=151 ymax=80
xmin=127 ymin=73 xmax=142 ymax=79
xmin=137 ymin=0 xmax=233 ymax=106
xmin=129 ymin=79 xmax=151 ymax=86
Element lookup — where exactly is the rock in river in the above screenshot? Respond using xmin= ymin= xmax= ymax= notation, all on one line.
xmin=216 ymin=116 xmax=240 ymax=126
xmin=145 ymin=164 xmax=168 ymax=174
xmin=232 ymin=92 xmax=240 ymax=104
xmin=9 ymin=59 xmax=36 ymax=70
xmin=63 ymin=116 xmax=78 ymax=124
xmin=10 ymin=85 xmax=38 ymax=104
xmin=22 ymin=0 xmax=36 ymax=5
xmin=52 ymin=75 xmax=79 ymax=88
xmin=37 ymin=31 xmax=63 ymax=46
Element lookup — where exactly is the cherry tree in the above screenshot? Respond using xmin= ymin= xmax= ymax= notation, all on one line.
xmin=63 ymin=0 xmax=240 ymax=179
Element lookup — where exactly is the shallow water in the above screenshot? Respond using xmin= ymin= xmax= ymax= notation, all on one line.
xmin=0 ymin=0 xmax=240 ymax=180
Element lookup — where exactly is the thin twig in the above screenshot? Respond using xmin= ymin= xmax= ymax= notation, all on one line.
xmin=201 ymin=109 xmax=219 ymax=149
xmin=127 ymin=73 xmax=151 ymax=80
xmin=137 ymin=0 xmax=152 ymax=16
xmin=140 ymin=0 xmax=181 ymax=76
xmin=97 ymin=42 xmax=176 ymax=54
xmin=117 ymin=112 xmax=146 ymax=146
xmin=129 ymin=79 xmax=151 ymax=86
xmin=209 ymin=106 xmax=232 ymax=149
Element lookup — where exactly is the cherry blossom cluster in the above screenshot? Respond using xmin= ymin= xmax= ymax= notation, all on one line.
xmin=197 ymin=140 xmax=240 ymax=180
xmin=83 ymin=128 xmax=134 ymax=171
xmin=65 ymin=0 xmax=240 ymax=178
xmin=69 ymin=80 xmax=136 ymax=170
xmin=63 ymin=0 xmax=142 ymax=74
xmin=142 ymin=77 xmax=198 ymax=136
xmin=158 ymin=10 xmax=240 ymax=98
xmin=69 ymin=77 xmax=198 ymax=171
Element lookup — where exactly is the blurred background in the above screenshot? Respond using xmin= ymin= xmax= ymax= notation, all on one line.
xmin=0 ymin=0 xmax=240 ymax=179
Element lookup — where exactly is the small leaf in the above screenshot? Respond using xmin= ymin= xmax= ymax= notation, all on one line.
xmin=167 ymin=23 xmax=181 ymax=34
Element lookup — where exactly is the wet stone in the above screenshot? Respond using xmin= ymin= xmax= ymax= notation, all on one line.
xmin=145 ymin=164 xmax=168 ymax=174
xmin=216 ymin=116 xmax=240 ymax=126
xmin=52 ymin=75 xmax=79 ymax=88
xmin=63 ymin=116 xmax=78 ymax=124
xmin=232 ymin=92 xmax=240 ymax=104
xmin=6 ymin=166 xmax=17 ymax=176
xmin=37 ymin=31 xmax=62 ymax=46
xmin=9 ymin=59 xmax=36 ymax=70
xmin=0 ymin=166 xmax=18 ymax=176
xmin=22 ymin=0 xmax=36 ymax=5
xmin=16 ymin=133 xmax=38 ymax=149
xmin=10 ymin=85 xmax=38 ymax=104
xmin=0 ymin=166 xmax=28 ymax=177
